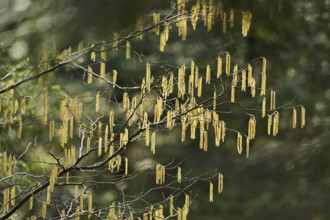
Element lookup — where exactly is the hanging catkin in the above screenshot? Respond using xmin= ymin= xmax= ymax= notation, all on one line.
xmin=230 ymin=9 xmax=235 ymax=28
xmin=178 ymin=166 xmax=182 ymax=183
xmin=209 ymin=182 xmax=214 ymax=202
xmin=246 ymin=137 xmax=250 ymax=158
xmin=42 ymin=88 xmax=47 ymax=125
xmin=261 ymin=57 xmax=267 ymax=96
xmin=301 ymin=106 xmax=306 ymax=128
xmin=292 ymin=108 xmax=297 ymax=128
xmin=231 ymin=86 xmax=235 ymax=103
xmin=101 ymin=45 xmax=106 ymax=61
xmin=241 ymin=70 xmax=246 ymax=91
xmin=218 ymin=173 xmax=223 ymax=193
xmin=217 ymin=56 xmax=222 ymax=78
xmin=237 ymin=132 xmax=242 ymax=154
xmin=262 ymin=97 xmax=266 ymax=118
xmin=226 ymin=53 xmax=230 ymax=76
xmin=100 ymin=62 xmax=106 ymax=81
xmin=223 ymin=12 xmax=227 ymax=33
xmin=206 ymin=65 xmax=211 ymax=84
xmin=151 ymin=132 xmax=156 ymax=154
xmin=126 ymin=41 xmax=131 ymax=60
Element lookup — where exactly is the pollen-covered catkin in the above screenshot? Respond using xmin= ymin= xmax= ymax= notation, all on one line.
xmin=209 ymin=182 xmax=214 ymax=202
xmin=126 ymin=41 xmax=131 ymax=60
xmin=217 ymin=56 xmax=222 ymax=78
xmin=301 ymin=106 xmax=306 ymax=128
xmin=226 ymin=53 xmax=230 ymax=75
xmin=293 ymin=108 xmax=297 ymax=128
xmin=42 ymin=88 xmax=47 ymax=125
xmin=218 ymin=173 xmax=223 ymax=193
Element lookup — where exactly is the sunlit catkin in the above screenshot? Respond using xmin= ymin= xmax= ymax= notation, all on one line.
xmin=101 ymin=45 xmax=106 ymax=61
xmin=42 ymin=88 xmax=47 ymax=125
xmin=246 ymin=137 xmax=250 ymax=158
xmin=151 ymin=132 xmax=156 ymax=154
xmin=262 ymin=97 xmax=266 ymax=118
xmin=170 ymin=195 xmax=174 ymax=216
xmin=29 ymin=196 xmax=33 ymax=210
xmin=231 ymin=86 xmax=235 ymax=103
xmin=206 ymin=65 xmax=211 ymax=84
xmin=178 ymin=167 xmax=182 ymax=183
xmin=218 ymin=173 xmax=223 ymax=193
xmin=146 ymin=63 xmax=151 ymax=92
xmin=126 ymin=41 xmax=131 ymax=59
xmin=194 ymin=66 xmax=199 ymax=88
xmin=10 ymin=187 xmax=15 ymax=206
xmin=42 ymin=202 xmax=47 ymax=219
xmin=273 ymin=112 xmax=279 ymax=136
xmin=292 ymin=108 xmax=297 ymax=128
xmin=125 ymin=158 xmax=128 ymax=175
xmin=242 ymin=11 xmax=252 ymax=37
xmin=153 ymin=13 xmax=160 ymax=35
xmin=100 ymin=62 xmax=106 ymax=82
xmin=21 ymin=97 xmax=26 ymax=115
xmin=96 ymin=92 xmax=100 ymax=112
xmin=217 ymin=56 xmax=222 ymax=78
xmin=18 ymin=117 xmax=22 ymax=138
xmin=250 ymin=77 xmax=256 ymax=97
xmin=270 ymin=90 xmax=276 ymax=110
xmin=261 ymin=57 xmax=267 ymax=96
xmin=229 ymin=9 xmax=234 ymax=28
xmin=88 ymin=194 xmax=92 ymax=219
xmin=226 ymin=53 xmax=230 ymax=76
xmin=197 ymin=77 xmax=203 ymax=97
xmin=301 ymin=106 xmax=306 ymax=128
xmin=241 ymin=70 xmax=246 ymax=91
xmin=237 ymin=132 xmax=242 ymax=154
xmin=145 ymin=125 xmax=149 ymax=146
xmin=223 ymin=12 xmax=227 ymax=33
xmin=87 ymin=66 xmax=93 ymax=84
xmin=209 ymin=182 xmax=214 ymax=202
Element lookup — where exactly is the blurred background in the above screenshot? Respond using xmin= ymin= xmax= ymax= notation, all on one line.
xmin=0 ymin=0 xmax=329 ymax=219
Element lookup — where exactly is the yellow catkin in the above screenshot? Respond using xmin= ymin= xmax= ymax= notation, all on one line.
xmin=101 ymin=45 xmax=106 ymax=61
xmin=217 ymin=56 xmax=222 ymax=78
xmin=3 ymin=151 xmax=7 ymax=173
xmin=88 ymin=194 xmax=92 ymax=219
xmin=151 ymin=132 xmax=156 ymax=154
xmin=70 ymin=115 xmax=74 ymax=139
xmin=226 ymin=53 xmax=230 ymax=75
xmin=223 ymin=12 xmax=227 ymax=33
xmin=98 ymin=122 xmax=102 ymax=137
xmin=126 ymin=41 xmax=131 ymax=60
xmin=231 ymin=86 xmax=235 ymax=103
xmin=273 ymin=112 xmax=279 ymax=136
xmin=96 ymin=92 xmax=100 ymax=112
xmin=242 ymin=11 xmax=252 ymax=37
xmin=197 ymin=77 xmax=202 ymax=97
xmin=246 ymin=137 xmax=250 ymax=158
xmin=21 ymin=97 xmax=26 ymax=115
xmin=301 ymin=106 xmax=306 ymax=128
xmin=261 ymin=57 xmax=267 ymax=96
xmin=46 ymin=186 xmax=51 ymax=204
xmin=153 ymin=13 xmax=160 ymax=35
xmin=267 ymin=115 xmax=272 ymax=135
xmin=100 ymin=62 xmax=106 ymax=81
xmin=14 ymin=99 xmax=18 ymax=114
xmin=78 ymin=42 xmax=83 ymax=63
xmin=112 ymin=69 xmax=117 ymax=88
xmin=74 ymin=185 xmax=79 ymax=203
xmin=91 ymin=47 xmax=96 ymax=62
xmin=29 ymin=196 xmax=33 ymax=210
xmin=42 ymin=202 xmax=47 ymax=219
xmin=247 ymin=64 xmax=252 ymax=86
xmin=181 ymin=121 xmax=186 ymax=142
xmin=113 ymin=32 xmax=119 ymax=50
xmin=87 ymin=66 xmax=93 ymax=85
xmin=207 ymin=9 xmax=212 ymax=31
xmin=209 ymin=182 xmax=214 ymax=202
xmin=80 ymin=192 xmax=84 ymax=211
xmin=12 ymin=156 xmax=16 ymax=174
xmin=170 ymin=195 xmax=174 ymax=216
xmin=146 ymin=63 xmax=151 ymax=92
xmin=10 ymin=187 xmax=15 ymax=206
xmin=195 ymin=66 xmax=199 ymax=88
xmin=104 ymin=125 xmax=108 ymax=152
xmin=237 ymin=132 xmax=242 ymax=154
xmin=292 ymin=108 xmax=297 ymax=128
xmin=98 ymin=137 xmax=102 ymax=157
xmin=145 ymin=125 xmax=149 ymax=146
xmin=203 ymin=130 xmax=208 ymax=152
xmin=8 ymin=155 xmax=12 ymax=175
xmin=42 ymin=88 xmax=47 ymax=125
xmin=251 ymin=77 xmax=256 ymax=97
xmin=18 ymin=117 xmax=22 ymax=138
xmin=218 ymin=173 xmax=224 ymax=193
xmin=270 ymin=90 xmax=276 ymax=110
xmin=242 ymin=70 xmax=246 ymax=91
xmin=178 ymin=167 xmax=182 ymax=183
xmin=177 ymin=207 xmax=182 ymax=220
xmin=206 ymin=65 xmax=211 ymax=84
xmin=125 ymin=158 xmax=128 ymax=175
xmin=230 ymin=9 xmax=234 ymax=28
xmin=262 ymin=97 xmax=266 ymax=118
